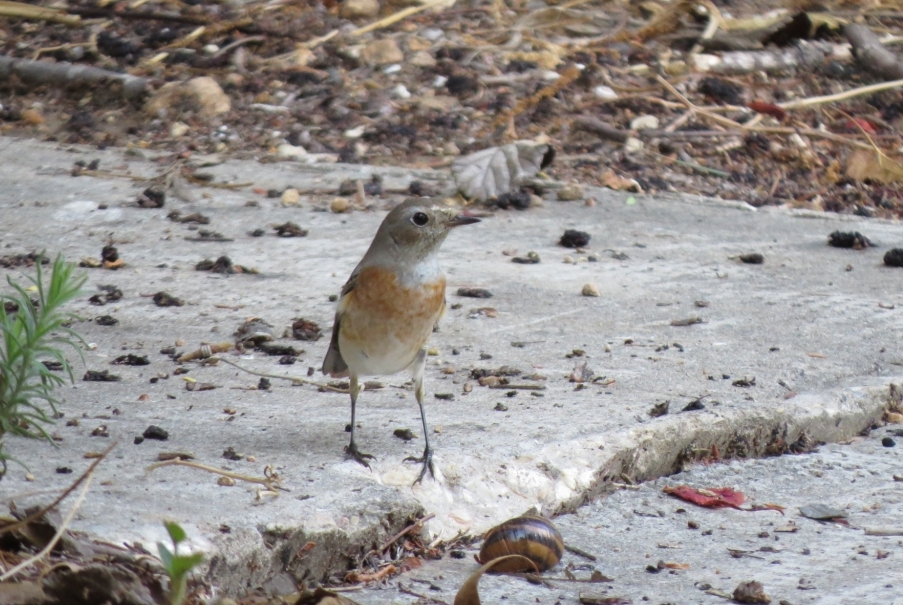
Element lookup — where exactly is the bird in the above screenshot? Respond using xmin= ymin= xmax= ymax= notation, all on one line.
xmin=321 ymin=198 xmax=479 ymax=483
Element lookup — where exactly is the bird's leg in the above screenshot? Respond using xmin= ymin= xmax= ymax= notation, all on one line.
xmin=345 ymin=373 xmax=374 ymax=468
xmin=404 ymin=348 xmax=435 ymax=483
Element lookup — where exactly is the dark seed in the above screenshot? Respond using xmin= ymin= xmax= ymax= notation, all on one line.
xmin=143 ymin=425 xmax=169 ymax=441
xmin=884 ymin=248 xmax=903 ymax=267
xmin=559 ymin=229 xmax=591 ymax=248
xmin=457 ymin=287 xmax=493 ymax=298
xmin=393 ymin=428 xmax=415 ymax=441
xmin=828 ymin=230 xmax=873 ymax=249
xmin=739 ymin=253 xmax=764 ymax=264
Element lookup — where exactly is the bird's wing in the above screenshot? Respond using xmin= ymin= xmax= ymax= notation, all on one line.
xmin=320 ymin=269 xmax=358 ymax=377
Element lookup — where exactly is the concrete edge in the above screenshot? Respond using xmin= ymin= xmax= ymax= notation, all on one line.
xmin=557 ymin=381 xmax=901 ymax=515
xmin=192 ymin=381 xmax=899 ymax=595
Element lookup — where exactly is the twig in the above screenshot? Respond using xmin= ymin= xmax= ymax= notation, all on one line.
xmin=379 ymin=514 xmax=435 ymax=553
xmin=145 ymin=458 xmax=283 ymax=490
xmin=690 ymin=1 xmax=723 ymax=56
xmin=208 ymin=356 xmax=347 ymax=393
xmin=564 ymin=544 xmax=597 ymax=561
xmin=0 ymin=473 xmax=94 ymax=580
xmin=0 ymin=55 xmax=148 ymax=99
xmin=864 ymin=527 xmax=903 ymax=536
xmin=65 ymin=6 xmax=208 ymax=25
xmin=572 ymin=116 xmax=629 ymax=143
xmin=780 ymin=77 xmax=903 ymax=110
xmin=655 ymin=74 xmax=879 ymax=152
xmin=351 ymin=0 xmax=452 ymax=37
xmin=491 ymin=63 xmax=582 ymax=132
xmin=674 ymin=158 xmax=731 ymax=178
xmin=488 ymin=383 xmax=547 ymax=390
xmin=845 ymin=23 xmax=903 ymax=81
xmin=0 ymin=1 xmax=81 ymax=26
xmin=399 ymin=584 xmax=450 ymax=605
xmin=0 ymin=442 xmax=116 ymax=538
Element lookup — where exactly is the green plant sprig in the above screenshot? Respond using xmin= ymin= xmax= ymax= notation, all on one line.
xmin=0 ymin=255 xmax=86 ymax=475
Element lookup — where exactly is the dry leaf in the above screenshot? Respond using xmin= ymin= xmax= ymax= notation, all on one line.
xmin=297 ymin=586 xmax=363 ymax=605
xmin=601 ymin=169 xmax=642 ymax=192
xmin=845 ymin=148 xmax=903 ymax=184
xmin=452 ymin=141 xmax=553 ymax=201
xmin=455 ymin=555 xmax=537 ymax=605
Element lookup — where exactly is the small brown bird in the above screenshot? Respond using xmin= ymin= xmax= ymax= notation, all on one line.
xmin=322 ymin=198 xmax=479 ymax=482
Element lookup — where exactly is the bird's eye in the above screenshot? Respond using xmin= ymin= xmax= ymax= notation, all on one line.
xmin=411 ymin=212 xmax=429 ymax=227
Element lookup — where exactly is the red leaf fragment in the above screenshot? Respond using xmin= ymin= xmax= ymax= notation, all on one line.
xmin=663 ymin=485 xmax=745 ymax=509
xmin=747 ymin=101 xmax=786 ymax=121
xmin=843 ymin=118 xmax=877 ymax=134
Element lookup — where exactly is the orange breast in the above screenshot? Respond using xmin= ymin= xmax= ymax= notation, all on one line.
xmin=339 ymin=266 xmax=445 ymax=374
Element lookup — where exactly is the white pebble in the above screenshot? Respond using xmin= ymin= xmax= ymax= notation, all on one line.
xmin=630 ymin=115 xmax=659 ymax=131
xmin=582 ymin=283 xmax=601 ymax=297
xmin=343 ymin=125 xmax=366 ymax=139
xmin=392 ymin=84 xmax=411 ymax=99
xmin=277 ymin=144 xmax=307 ymax=159
xmin=383 ymin=64 xmax=402 ymax=74
xmin=624 ymin=137 xmax=644 ymax=153
xmin=433 ymin=75 xmax=448 ymax=88
xmin=593 ymin=86 xmax=617 ymax=100
xmin=691 ymin=53 xmax=721 ymax=72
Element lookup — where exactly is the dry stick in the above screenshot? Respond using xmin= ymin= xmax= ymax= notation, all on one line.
xmin=0 ymin=441 xmax=116 ymax=538
xmin=0 ymin=1 xmax=81 ymax=26
xmin=0 ymin=55 xmax=148 ymax=99
xmin=655 ymin=75 xmax=878 ymax=152
xmin=379 ymin=513 xmax=436 ymax=553
xmin=0 ymin=474 xmax=94 ymax=581
xmin=845 ymin=23 xmax=903 ymax=81
xmin=209 ymin=356 xmax=347 ymax=393
xmin=780 ymin=77 xmax=903 ymax=110
xmin=864 ymin=527 xmax=903 ymax=536
xmin=690 ymin=0 xmax=723 ymax=56
xmin=490 ymin=63 xmax=582 ymax=132
xmin=65 ymin=6 xmax=209 ymax=24
xmin=146 ymin=458 xmax=282 ymax=490
xmin=351 ymin=0 xmax=452 ymax=37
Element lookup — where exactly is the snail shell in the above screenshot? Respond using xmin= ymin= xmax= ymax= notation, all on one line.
xmin=476 ymin=515 xmax=564 ymax=573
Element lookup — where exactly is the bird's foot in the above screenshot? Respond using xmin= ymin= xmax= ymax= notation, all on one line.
xmin=345 ymin=442 xmax=375 ymax=468
xmin=404 ymin=448 xmax=435 ymax=484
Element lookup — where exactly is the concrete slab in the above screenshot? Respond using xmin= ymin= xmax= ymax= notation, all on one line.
xmin=0 ymin=138 xmax=901 ymax=593
xmin=356 ymin=429 xmax=903 ymax=605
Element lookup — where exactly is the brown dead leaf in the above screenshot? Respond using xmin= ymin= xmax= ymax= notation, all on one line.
xmin=601 ymin=169 xmax=642 ymax=192
xmin=846 ymin=148 xmax=903 ymax=184
xmin=455 ymin=555 xmax=537 ymax=605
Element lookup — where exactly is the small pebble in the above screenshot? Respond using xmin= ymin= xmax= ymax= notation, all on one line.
xmin=882 ymin=437 xmax=896 ymax=447
xmin=557 ymin=184 xmax=585 ymax=201
xmin=582 ymin=283 xmax=601 ymax=297
xmin=281 ymin=188 xmax=301 ymax=206
xmin=330 ymin=197 xmax=351 ymax=213
xmin=630 ymin=115 xmax=660 ymax=131
xmin=593 ymin=85 xmax=617 ymax=99
xmin=391 ymin=84 xmax=411 ymax=99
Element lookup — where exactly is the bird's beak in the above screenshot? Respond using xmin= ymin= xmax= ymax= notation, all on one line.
xmin=446 ymin=213 xmax=481 ymax=228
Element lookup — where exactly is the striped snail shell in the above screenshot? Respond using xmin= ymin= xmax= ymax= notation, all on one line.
xmin=476 ymin=515 xmax=564 ymax=573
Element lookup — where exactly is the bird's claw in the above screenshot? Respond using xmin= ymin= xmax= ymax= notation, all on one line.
xmin=345 ymin=442 xmax=375 ymax=468
xmin=404 ymin=448 xmax=435 ymax=484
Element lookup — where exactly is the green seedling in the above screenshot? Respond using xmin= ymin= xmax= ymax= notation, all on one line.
xmin=0 ymin=255 xmax=85 ymax=477
xmin=158 ymin=520 xmax=204 ymax=605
